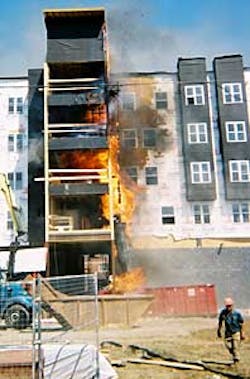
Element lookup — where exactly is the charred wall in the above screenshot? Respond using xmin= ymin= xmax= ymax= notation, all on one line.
xmin=28 ymin=69 xmax=45 ymax=245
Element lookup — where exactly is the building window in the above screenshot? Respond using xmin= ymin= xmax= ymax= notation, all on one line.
xmin=162 ymin=206 xmax=175 ymax=224
xmin=16 ymin=134 xmax=24 ymax=151
xmin=229 ymin=160 xmax=250 ymax=182
xmin=222 ymin=83 xmax=243 ymax=104
xmin=8 ymin=134 xmax=25 ymax=152
xmin=8 ymin=97 xmax=24 ymax=114
xmin=8 ymin=135 xmax=15 ymax=152
xmin=16 ymin=172 xmax=23 ymax=190
xmin=121 ymin=129 xmax=137 ymax=148
xmin=7 ymin=211 xmax=13 ymax=231
xmin=145 ymin=167 xmax=158 ymax=185
xmin=187 ymin=123 xmax=208 ymax=143
xmin=193 ymin=204 xmax=210 ymax=224
xmin=190 ymin=162 xmax=211 ymax=184
xmin=232 ymin=203 xmax=249 ymax=223
xmin=8 ymin=98 xmax=15 ymax=114
xmin=8 ymin=173 xmax=14 ymax=189
xmin=126 ymin=167 xmax=138 ymax=183
xmin=16 ymin=97 xmax=24 ymax=114
xmin=225 ymin=121 xmax=247 ymax=142
xmin=184 ymin=85 xmax=205 ymax=105
xmin=143 ymin=128 xmax=157 ymax=148
xmin=155 ymin=92 xmax=167 ymax=109
xmin=7 ymin=172 xmax=23 ymax=190
xmin=121 ymin=92 xmax=136 ymax=111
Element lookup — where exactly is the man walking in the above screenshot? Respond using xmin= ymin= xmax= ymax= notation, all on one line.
xmin=217 ymin=297 xmax=245 ymax=363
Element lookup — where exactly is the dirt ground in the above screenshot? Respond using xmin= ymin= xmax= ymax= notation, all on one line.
xmin=96 ymin=316 xmax=250 ymax=379
xmin=1 ymin=316 xmax=250 ymax=378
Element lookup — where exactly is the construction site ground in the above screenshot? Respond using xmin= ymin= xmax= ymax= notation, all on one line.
xmin=1 ymin=315 xmax=250 ymax=378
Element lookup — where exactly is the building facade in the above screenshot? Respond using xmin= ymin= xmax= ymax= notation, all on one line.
xmin=0 ymin=77 xmax=28 ymax=247
xmin=117 ymin=55 xmax=250 ymax=248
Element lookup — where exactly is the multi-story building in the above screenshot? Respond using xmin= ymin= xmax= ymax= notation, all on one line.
xmin=116 ymin=55 xmax=250 ymax=252
xmin=28 ymin=8 xmax=118 ymax=283
xmin=0 ymin=7 xmax=250 ymax=294
xmin=0 ymin=77 xmax=28 ymax=247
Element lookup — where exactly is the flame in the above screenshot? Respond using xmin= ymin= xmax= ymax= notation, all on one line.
xmin=110 ymin=267 xmax=145 ymax=294
xmin=59 ymin=150 xmax=109 ymax=183
xmin=60 ymin=150 xmax=108 ymax=170
xmin=58 ymin=135 xmax=137 ymax=227
xmin=101 ymin=135 xmax=136 ymax=224
xmin=85 ymin=104 xmax=107 ymax=124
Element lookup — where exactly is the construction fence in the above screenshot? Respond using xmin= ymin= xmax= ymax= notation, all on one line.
xmin=0 ymin=274 xmax=117 ymax=379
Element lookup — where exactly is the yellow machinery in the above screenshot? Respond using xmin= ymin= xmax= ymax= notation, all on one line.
xmin=0 ymin=173 xmax=27 ymax=278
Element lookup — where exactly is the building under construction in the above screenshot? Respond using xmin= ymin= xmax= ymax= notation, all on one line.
xmin=28 ymin=8 xmax=119 ymax=284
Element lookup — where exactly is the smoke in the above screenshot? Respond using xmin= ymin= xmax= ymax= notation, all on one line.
xmin=28 ymin=138 xmax=44 ymax=164
xmin=0 ymin=0 xmax=248 ymax=76
xmin=107 ymin=2 xmax=245 ymax=73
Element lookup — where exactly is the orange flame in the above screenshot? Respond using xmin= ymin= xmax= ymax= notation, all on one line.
xmin=59 ymin=136 xmax=137 ymax=227
xmin=59 ymin=150 xmax=108 ymax=183
xmin=101 ymin=135 xmax=136 ymax=224
xmin=60 ymin=150 xmax=108 ymax=170
xmin=110 ymin=267 xmax=145 ymax=294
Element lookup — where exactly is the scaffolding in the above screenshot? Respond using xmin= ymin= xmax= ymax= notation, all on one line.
xmin=42 ymin=8 xmax=115 ymax=280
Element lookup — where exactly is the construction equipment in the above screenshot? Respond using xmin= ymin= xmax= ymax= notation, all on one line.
xmin=0 ymin=173 xmax=27 ymax=279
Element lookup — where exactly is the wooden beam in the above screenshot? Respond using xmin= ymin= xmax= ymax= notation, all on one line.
xmin=127 ymin=358 xmax=204 ymax=371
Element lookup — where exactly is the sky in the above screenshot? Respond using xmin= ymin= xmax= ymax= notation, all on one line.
xmin=1 ymin=0 xmax=250 ymax=76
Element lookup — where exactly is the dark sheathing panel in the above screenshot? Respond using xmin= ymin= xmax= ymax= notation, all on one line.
xmin=213 ymin=55 xmax=250 ymax=200
xmin=28 ymin=69 xmax=45 ymax=245
xmin=45 ymin=16 xmax=105 ymax=63
xmin=50 ymin=183 xmax=108 ymax=195
xmin=49 ymin=61 xmax=105 ymax=79
xmin=177 ymin=58 xmax=216 ymax=201
xmin=49 ymin=137 xmax=108 ymax=150
xmin=48 ymin=90 xmax=105 ymax=106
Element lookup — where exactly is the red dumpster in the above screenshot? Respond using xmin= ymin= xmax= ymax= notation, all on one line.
xmin=143 ymin=284 xmax=217 ymax=317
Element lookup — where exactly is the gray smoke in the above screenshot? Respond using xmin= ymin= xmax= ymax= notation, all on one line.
xmin=107 ymin=1 xmax=244 ymax=73
xmin=28 ymin=138 xmax=44 ymax=164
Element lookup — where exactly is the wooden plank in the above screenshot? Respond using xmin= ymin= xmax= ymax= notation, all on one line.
xmin=48 ymin=123 xmax=102 ymax=127
xmin=127 ymin=358 xmax=204 ymax=371
xmin=49 ymin=86 xmax=98 ymax=91
xmin=49 ymin=78 xmax=98 ymax=83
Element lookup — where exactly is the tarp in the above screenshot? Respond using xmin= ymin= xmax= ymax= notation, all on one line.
xmin=0 ymin=247 xmax=47 ymax=273
xmin=43 ymin=344 xmax=118 ymax=379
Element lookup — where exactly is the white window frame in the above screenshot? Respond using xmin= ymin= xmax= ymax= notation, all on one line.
xmin=222 ymin=83 xmax=243 ymax=104
xmin=192 ymin=203 xmax=210 ymax=224
xmin=8 ymin=97 xmax=24 ymax=114
xmin=187 ymin=123 xmax=208 ymax=144
xmin=155 ymin=91 xmax=167 ymax=109
xmin=161 ymin=206 xmax=175 ymax=224
xmin=121 ymin=129 xmax=138 ymax=148
xmin=229 ymin=160 xmax=250 ymax=182
xmin=7 ymin=171 xmax=23 ymax=190
xmin=145 ymin=166 xmax=158 ymax=185
xmin=143 ymin=128 xmax=157 ymax=148
xmin=8 ymin=133 xmax=25 ymax=152
xmin=121 ymin=92 xmax=136 ymax=111
xmin=8 ymin=97 xmax=15 ymax=114
xmin=16 ymin=97 xmax=24 ymax=114
xmin=232 ymin=203 xmax=249 ymax=223
xmin=126 ymin=167 xmax=138 ymax=183
xmin=184 ymin=85 xmax=205 ymax=106
xmin=225 ymin=121 xmax=247 ymax=142
xmin=190 ymin=162 xmax=211 ymax=184
xmin=7 ymin=211 xmax=14 ymax=231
